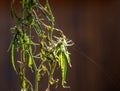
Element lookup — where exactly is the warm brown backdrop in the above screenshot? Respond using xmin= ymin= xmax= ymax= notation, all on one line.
xmin=0 ymin=0 xmax=120 ymax=91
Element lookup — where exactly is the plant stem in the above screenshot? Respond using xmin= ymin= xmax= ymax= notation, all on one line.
xmin=35 ymin=70 xmax=39 ymax=91
xmin=32 ymin=56 xmax=39 ymax=91
xmin=21 ymin=0 xmax=26 ymax=90
xmin=10 ymin=0 xmax=73 ymax=90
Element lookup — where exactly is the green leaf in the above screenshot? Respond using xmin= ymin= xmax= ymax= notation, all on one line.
xmin=23 ymin=34 xmax=30 ymax=44
xmin=22 ymin=0 xmax=25 ymax=5
xmin=11 ymin=44 xmax=17 ymax=73
xmin=34 ymin=21 xmax=43 ymax=36
xmin=65 ymin=51 xmax=72 ymax=67
xmin=49 ymin=61 xmax=56 ymax=85
xmin=10 ymin=0 xmax=19 ymax=19
xmin=19 ymin=72 xmax=26 ymax=90
xmin=28 ymin=55 xmax=33 ymax=68
xmin=26 ymin=13 xmax=33 ymax=25
xmin=56 ymin=49 xmax=61 ymax=66
xmin=41 ymin=65 xmax=47 ymax=71
xmin=28 ymin=43 xmax=33 ymax=68
xmin=58 ymin=49 xmax=67 ymax=86
xmin=8 ymin=32 xmax=18 ymax=52
xmin=45 ymin=0 xmax=54 ymax=26
xmin=27 ymin=0 xmax=36 ymax=10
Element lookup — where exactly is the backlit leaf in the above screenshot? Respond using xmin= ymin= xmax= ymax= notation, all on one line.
xmin=58 ymin=49 xmax=67 ymax=86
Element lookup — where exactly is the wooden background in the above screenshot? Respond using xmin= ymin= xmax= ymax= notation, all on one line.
xmin=0 ymin=0 xmax=120 ymax=91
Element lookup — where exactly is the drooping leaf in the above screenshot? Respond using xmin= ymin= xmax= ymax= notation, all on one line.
xmin=11 ymin=44 xmax=17 ymax=73
xmin=58 ymin=49 xmax=67 ymax=86
xmin=19 ymin=71 xmax=26 ymax=90
xmin=62 ymin=51 xmax=67 ymax=86
xmin=28 ymin=42 xmax=33 ymax=68
xmin=34 ymin=21 xmax=43 ymax=36
xmin=65 ymin=51 xmax=72 ymax=67
xmin=45 ymin=0 xmax=54 ymax=26
xmin=10 ymin=0 xmax=19 ymax=19
xmin=28 ymin=55 xmax=33 ymax=68
xmin=10 ymin=0 xmax=73 ymax=90
xmin=8 ymin=32 xmax=18 ymax=51
xmin=49 ymin=61 xmax=56 ymax=85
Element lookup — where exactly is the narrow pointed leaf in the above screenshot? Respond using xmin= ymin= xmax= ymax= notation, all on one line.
xmin=58 ymin=49 xmax=67 ymax=86
xmin=11 ymin=44 xmax=17 ymax=73
xmin=61 ymin=51 xmax=67 ymax=86
xmin=45 ymin=0 xmax=54 ymax=26
xmin=65 ymin=51 xmax=72 ymax=67
xmin=34 ymin=21 xmax=43 ymax=35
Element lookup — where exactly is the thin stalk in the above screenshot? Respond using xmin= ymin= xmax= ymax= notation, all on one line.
xmin=21 ymin=0 xmax=26 ymax=90
xmin=31 ymin=54 xmax=39 ymax=91
xmin=21 ymin=0 xmax=25 ymax=48
xmin=21 ymin=0 xmax=25 ymax=62
xmin=28 ymin=47 xmax=39 ymax=91
xmin=50 ymin=30 xmax=53 ymax=41
xmin=10 ymin=0 xmax=73 ymax=90
xmin=35 ymin=70 xmax=39 ymax=91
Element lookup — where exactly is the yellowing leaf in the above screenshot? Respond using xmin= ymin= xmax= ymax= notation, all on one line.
xmin=58 ymin=49 xmax=67 ymax=86
xmin=28 ymin=56 xmax=33 ymax=68
xmin=42 ymin=65 xmax=47 ymax=71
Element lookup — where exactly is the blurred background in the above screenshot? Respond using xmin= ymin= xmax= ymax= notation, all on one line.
xmin=0 ymin=0 xmax=120 ymax=91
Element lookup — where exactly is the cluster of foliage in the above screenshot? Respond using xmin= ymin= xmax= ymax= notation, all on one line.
xmin=9 ymin=0 xmax=73 ymax=91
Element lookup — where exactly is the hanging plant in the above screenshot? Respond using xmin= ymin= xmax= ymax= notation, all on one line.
xmin=9 ymin=0 xmax=73 ymax=91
